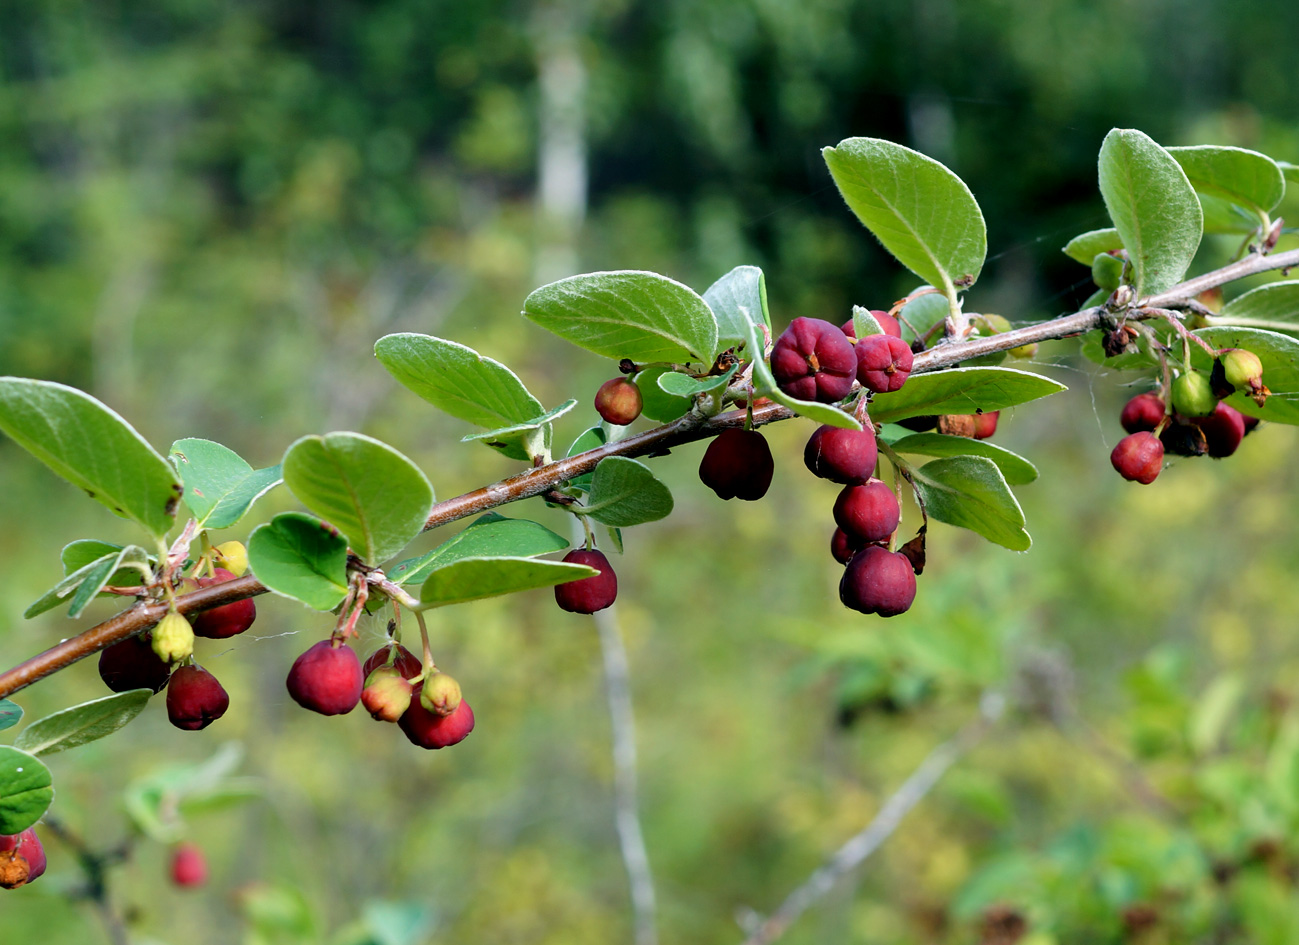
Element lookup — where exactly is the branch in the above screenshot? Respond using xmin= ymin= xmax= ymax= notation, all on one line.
xmin=736 ymin=693 xmax=1005 ymax=945
xmin=3 ymin=247 xmax=1298 ymax=701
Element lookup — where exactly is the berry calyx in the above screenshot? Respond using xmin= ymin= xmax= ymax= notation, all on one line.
xmin=839 ymin=546 xmax=917 ymax=617
xmin=833 ymin=479 xmax=901 ymax=543
xmin=166 ymin=664 xmax=230 ymax=730
xmin=286 ymin=640 xmax=364 ymax=715
xmin=99 ymin=633 xmax=173 ymax=693
xmin=554 ymin=549 xmax=618 ymax=613
xmin=1120 ymin=393 xmax=1165 ymax=433
xmin=170 ymin=843 xmax=208 ymax=888
xmin=420 ymin=672 xmax=463 ymax=717
xmin=698 ymin=428 xmax=774 ymax=501
xmin=594 ymin=377 xmax=643 ymax=426
xmin=841 ymin=310 xmax=902 ymax=339
xmin=152 ymin=611 xmax=195 ymax=664
xmin=361 ymin=667 xmax=415 ymax=722
xmin=1220 ymin=347 xmax=1269 ymax=406
xmin=192 ymin=568 xmax=257 ymax=639
xmin=855 ymin=334 xmax=913 ymax=393
xmin=803 ymin=424 xmax=878 ymax=484
xmin=1111 ymin=432 xmax=1164 ymax=484
xmin=1191 ymin=402 xmax=1246 ymax=458
xmin=0 ymin=828 xmax=45 ymax=889
xmin=770 ymin=317 xmax=857 ymax=402
xmin=399 ymin=697 xmax=475 ymax=750
xmin=1171 ymin=371 xmax=1217 ymax=417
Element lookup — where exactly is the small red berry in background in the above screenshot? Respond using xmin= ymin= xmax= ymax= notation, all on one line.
xmin=170 ymin=843 xmax=208 ymax=888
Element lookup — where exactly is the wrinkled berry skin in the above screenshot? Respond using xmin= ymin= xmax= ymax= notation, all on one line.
xmin=192 ymin=568 xmax=257 ymax=639
xmin=770 ymin=317 xmax=857 ymax=402
xmin=286 ymin=641 xmax=364 ymax=716
xmin=698 ymin=428 xmax=774 ymax=501
xmin=166 ymin=665 xmax=230 ymax=731
xmin=1192 ymin=402 xmax=1246 ymax=458
xmin=399 ymin=698 xmax=475 ymax=750
xmin=362 ymin=643 xmax=422 ymax=680
xmin=833 ymin=480 xmax=901 ymax=543
xmin=855 ymin=335 xmax=914 ymax=393
xmin=0 ymin=828 xmax=46 ymax=888
xmin=170 ymin=843 xmax=208 ymax=888
xmin=1121 ymin=393 xmax=1166 ymax=433
xmin=99 ymin=633 xmax=172 ymax=693
xmin=555 ymin=549 xmax=618 ymax=613
xmin=842 ymin=310 xmax=902 ymax=339
xmin=804 ymin=425 xmax=878 ymax=484
xmin=972 ymin=412 xmax=999 ymax=440
xmin=830 ymin=527 xmax=864 ymax=565
xmin=840 ymin=547 xmax=917 ymax=617
xmin=594 ymin=377 xmax=643 ymax=426
xmin=1111 ymin=432 xmax=1164 ymax=484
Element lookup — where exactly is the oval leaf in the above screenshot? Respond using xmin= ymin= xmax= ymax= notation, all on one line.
xmin=1167 ymin=145 xmax=1285 ymax=218
xmin=13 ymin=690 xmax=151 ymax=756
xmin=0 ymin=378 xmax=182 ymax=537
xmin=1219 ymin=280 xmax=1299 ymax=327
xmin=62 ymin=539 xmax=125 ymax=574
xmin=248 ymin=512 xmax=350 ymax=610
xmin=282 ymin=432 xmax=434 ymax=564
xmin=0 ymin=746 xmax=53 ymax=834
xmin=388 ymin=513 xmax=569 ymax=586
xmin=634 ymin=365 xmax=693 ymax=423
xmin=0 ymin=699 xmax=21 ymax=733
xmin=459 ymin=399 xmax=577 ymax=462
xmin=657 ymin=363 xmax=738 ymax=398
xmin=418 ymin=556 xmax=598 ymax=609
xmin=522 ymin=270 xmax=719 ymax=364
xmin=913 ymin=455 xmax=1030 ymax=551
xmin=702 ymin=265 xmax=772 ymax=351
xmin=747 ymin=322 xmax=860 ymax=430
xmin=1097 ymin=129 xmax=1203 ymax=297
xmin=1063 ymin=228 xmax=1124 ymax=265
xmin=25 ymin=545 xmax=152 ymax=619
xmin=170 ymin=438 xmax=282 ymax=530
xmin=581 ymin=456 xmax=675 ymax=527
xmin=374 ymin=333 xmax=545 ymax=429
xmin=868 ymin=367 xmax=1066 ymax=425
xmin=823 ymin=138 xmax=987 ymax=301
xmin=889 ymin=432 xmax=1038 ymax=485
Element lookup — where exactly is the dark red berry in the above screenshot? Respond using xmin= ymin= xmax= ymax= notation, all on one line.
xmin=1111 ymin=432 xmax=1164 ymax=484
xmin=833 ymin=480 xmax=901 ymax=543
xmin=855 ymin=334 xmax=913 ymax=393
xmin=192 ymin=568 xmax=257 ymax=639
xmin=1192 ymin=402 xmax=1246 ymax=458
xmin=840 ymin=546 xmax=917 ymax=617
xmin=804 ymin=425 xmax=878 ymax=484
xmin=1120 ymin=393 xmax=1166 ymax=433
xmin=166 ymin=665 xmax=230 ymax=731
xmin=98 ymin=633 xmax=172 ymax=693
xmin=0 ymin=828 xmax=45 ymax=888
xmin=399 ymin=698 xmax=475 ymax=750
xmin=594 ymin=377 xmax=643 ymax=426
xmin=972 ymin=412 xmax=999 ymax=440
xmin=770 ymin=317 xmax=857 ymax=402
xmin=841 ymin=310 xmax=902 ymax=339
xmin=554 ymin=549 xmax=618 ymax=614
xmin=698 ymin=428 xmax=774 ymax=501
xmin=286 ymin=641 xmax=364 ymax=715
xmin=362 ymin=643 xmax=422 ymax=680
xmin=830 ymin=527 xmax=865 ymax=565
xmin=170 ymin=843 xmax=208 ymax=888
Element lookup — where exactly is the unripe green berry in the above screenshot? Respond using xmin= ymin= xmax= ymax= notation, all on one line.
xmin=152 ymin=611 xmax=195 ymax=664
xmin=420 ymin=672 xmax=463 ymax=717
xmin=1221 ymin=348 xmax=1264 ymax=390
xmin=1171 ymin=371 xmax=1217 ymax=417
xmin=361 ymin=667 xmax=414 ymax=723
xmin=213 ymin=540 xmax=249 ymax=577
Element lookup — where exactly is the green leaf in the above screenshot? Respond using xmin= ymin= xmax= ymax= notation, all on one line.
xmin=1189 ymin=673 xmax=1245 ymax=757
xmin=1167 ymin=145 xmax=1285 ymax=218
xmin=459 ymin=399 xmax=577 ymax=462
xmin=1218 ymin=280 xmax=1299 ymax=326
xmin=896 ymin=292 xmax=949 ymax=344
xmin=418 ymin=557 xmax=599 ymax=609
xmin=633 ymin=365 xmax=693 ymax=423
xmin=1097 ymin=129 xmax=1203 ymax=297
xmin=868 ymin=367 xmax=1066 ymax=424
xmin=702 ymin=265 xmax=772 ymax=350
xmin=13 ymin=690 xmax=151 ymax=756
xmin=373 ymin=333 xmax=545 ymax=431
xmin=282 ymin=432 xmax=434 ymax=564
xmin=912 ymin=456 xmax=1030 ymax=551
xmin=564 ymin=426 xmax=607 ymax=493
xmin=1063 ymin=227 xmax=1124 ymax=265
xmin=388 ymin=513 xmax=569 ymax=586
xmin=747 ymin=322 xmax=860 ymax=430
xmin=0 ymin=746 xmax=53 ymax=834
xmin=1191 ymin=326 xmax=1299 ymax=425
xmin=25 ymin=545 xmax=152 ymax=619
xmin=61 ymin=539 xmax=124 ymax=574
xmin=1199 ymin=192 xmax=1266 ymax=234
xmin=0 ymin=700 xmax=21 ymax=733
xmin=0 ymin=378 xmax=182 ymax=537
xmin=851 ymin=306 xmax=885 ymax=338
xmin=362 ymin=901 xmax=437 ymax=945
xmin=248 ymin=512 xmax=350 ymax=610
xmin=125 ymin=743 xmax=247 ymax=842
xmin=657 ymin=364 xmax=738 ymax=398
xmin=1280 ymin=161 xmax=1299 ymax=184
xmin=823 ymin=137 xmax=987 ymax=304
xmin=889 ymin=432 xmax=1038 ymax=485
xmin=580 ymin=456 xmax=674 ymax=527
xmin=169 ymin=438 xmax=282 ymax=530
xmin=522 ymin=270 xmax=719 ymax=364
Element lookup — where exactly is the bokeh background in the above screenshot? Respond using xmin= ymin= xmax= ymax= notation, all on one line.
xmin=3 ymin=2 xmax=1299 ymax=943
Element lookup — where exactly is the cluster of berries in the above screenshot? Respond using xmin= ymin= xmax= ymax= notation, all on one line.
xmin=1111 ymin=348 xmax=1265 ymax=485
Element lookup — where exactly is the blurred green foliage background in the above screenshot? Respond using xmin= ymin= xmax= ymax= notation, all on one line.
xmin=3 ymin=1 xmax=1299 ymax=943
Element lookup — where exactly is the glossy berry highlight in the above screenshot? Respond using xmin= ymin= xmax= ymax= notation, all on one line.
xmin=594 ymin=377 xmax=643 ymax=426
xmin=833 ymin=479 xmax=901 ymax=543
xmin=804 ymin=424 xmax=878 ymax=484
xmin=839 ymin=546 xmax=917 ymax=617
xmin=286 ymin=640 xmax=364 ymax=716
